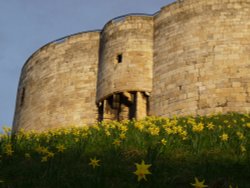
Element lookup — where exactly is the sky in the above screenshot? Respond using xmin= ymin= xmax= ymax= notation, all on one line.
xmin=0 ymin=0 xmax=175 ymax=130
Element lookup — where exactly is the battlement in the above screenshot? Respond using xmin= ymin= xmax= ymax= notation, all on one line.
xmin=13 ymin=0 xmax=250 ymax=132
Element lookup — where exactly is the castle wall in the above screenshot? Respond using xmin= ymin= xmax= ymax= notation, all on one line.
xmin=96 ymin=15 xmax=153 ymax=102
xmin=13 ymin=32 xmax=100 ymax=132
xmin=151 ymin=0 xmax=250 ymax=117
xmin=13 ymin=0 xmax=250 ymax=132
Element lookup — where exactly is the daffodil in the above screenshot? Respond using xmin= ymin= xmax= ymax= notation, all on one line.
xmin=165 ymin=127 xmax=173 ymax=135
xmin=240 ymin=145 xmax=246 ymax=153
xmin=4 ymin=143 xmax=12 ymax=150
xmin=56 ymin=144 xmax=66 ymax=153
xmin=4 ymin=143 xmax=14 ymax=156
xmin=119 ymin=132 xmax=126 ymax=140
xmin=134 ymin=122 xmax=144 ymax=131
xmin=89 ymin=157 xmax=100 ymax=169
xmin=161 ymin=138 xmax=167 ymax=145
xmin=74 ymin=138 xmax=79 ymax=142
xmin=113 ymin=139 xmax=121 ymax=147
xmin=236 ymin=131 xmax=245 ymax=140
xmin=36 ymin=146 xmax=49 ymax=154
xmin=207 ymin=123 xmax=215 ymax=130
xmin=220 ymin=133 xmax=229 ymax=141
xmin=133 ymin=160 xmax=151 ymax=181
xmin=245 ymin=123 xmax=250 ymax=128
xmin=47 ymin=152 xmax=55 ymax=158
xmin=119 ymin=125 xmax=128 ymax=132
xmin=180 ymin=130 xmax=188 ymax=140
xmin=192 ymin=123 xmax=204 ymax=133
xmin=5 ymin=149 xmax=14 ymax=156
xmin=105 ymin=130 xmax=111 ymax=136
xmin=148 ymin=126 xmax=160 ymax=135
xmin=191 ymin=177 xmax=208 ymax=188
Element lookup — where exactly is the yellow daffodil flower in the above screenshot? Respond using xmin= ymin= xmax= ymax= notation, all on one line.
xmin=6 ymin=148 xmax=14 ymax=156
xmin=191 ymin=177 xmax=208 ymax=188
xmin=246 ymin=123 xmax=250 ymax=128
xmin=165 ymin=127 xmax=173 ymax=135
xmin=47 ymin=152 xmax=55 ymax=158
xmin=89 ymin=157 xmax=100 ymax=169
xmin=148 ymin=126 xmax=160 ymax=136
xmin=56 ymin=144 xmax=66 ymax=153
xmin=4 ymin=144 xmax=14 ymax=156
xmin=134 ymin=160 xmax=151 ymax=182
xmin=134 ymin=122 xmax=144 ymax=131
xmin=36 ymin=146 xmax=49 ymax=154
xmin=119 ymin=132 xmax=126 ymax=140
xmin=192 ymin=123 xmax=204 ymax=133
xmin=161 ymin=138 xmax=167 ymax=145
xmin=113 ymin=139 xmax=121 ymax=146
xmin=207 ymin=123 xmax=215 ymax=130
xmin=240 ymin=145 xmax=246 ymax=153
xmin=236 ymin=131 xmax=245 ymax=140
xmin=220 ymin=133 xmax=229 ymax=141
xmin=119 ymin=125 xmax=128 ymax=132
xmin=105 ymin=130 xmax=111 ymax=136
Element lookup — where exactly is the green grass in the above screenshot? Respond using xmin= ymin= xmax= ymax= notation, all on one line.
xmin=0 ymin=113 xmax=250 ymax=187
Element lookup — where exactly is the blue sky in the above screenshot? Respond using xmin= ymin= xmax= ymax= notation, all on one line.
xmin=0 ymin=0 xmax=175 ymax=131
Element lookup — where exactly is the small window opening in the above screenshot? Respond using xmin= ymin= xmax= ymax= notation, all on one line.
xmin=116 ymin=54 xmax=123 ymax=63
xmin=179 ymin=85 xmax=182 ymax=91
xmin=20 ymin=87 xmax=25 ymax=107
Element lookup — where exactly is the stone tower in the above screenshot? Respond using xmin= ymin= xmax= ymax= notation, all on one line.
xmin=13 ymin=0 xmax=250 ymax=132
xmin=13 ymin=32 xmax=100 ymax=132
xmin=96 ymin=15 xmax=153 ymax=121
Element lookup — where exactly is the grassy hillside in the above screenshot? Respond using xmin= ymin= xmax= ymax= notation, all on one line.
xmin=0 ymin=113 xmax=250 ymax=187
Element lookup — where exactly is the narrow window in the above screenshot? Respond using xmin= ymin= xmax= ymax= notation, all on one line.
xmin=20 ymin=87 xmax=25 ymax=107
xmin=116 ymin=54 xmax=123 ymax=63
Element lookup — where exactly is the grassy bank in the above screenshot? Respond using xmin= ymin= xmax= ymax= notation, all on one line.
xmin=0 ymin=113 xmax=250 ymax=187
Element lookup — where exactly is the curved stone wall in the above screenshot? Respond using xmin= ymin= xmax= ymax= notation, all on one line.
xmin=13 ymin=0 xmax=250 ymax=132
xmin=13 ymin=31 xmax=100 ymax=132
xmin=151 ymin=0 xmax=250 ymax=117
xmin=96 ymin=15 xmax=153 ymax=102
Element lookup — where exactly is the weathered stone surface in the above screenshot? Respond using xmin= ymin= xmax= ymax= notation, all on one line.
xmin=151 ymin=0 xmax=250 ymax=117
xmin=13 ymin=32 xmax=100 ymax=132
xmin=96 ymin=16 xmax=153 ymax=102
xmin=13 ymin=0 xmax=250 ymax=132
